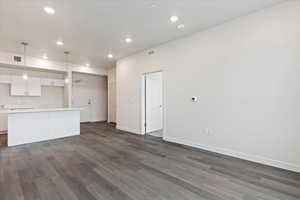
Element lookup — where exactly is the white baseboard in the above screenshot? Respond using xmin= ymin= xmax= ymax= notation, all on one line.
xmin=117 ymin=125 xmax=141 ymax=135
xmin=164 ymin=136 xmax=300 ymax=173
xmin=80 ymin=119 xmax=107 ymax=123
xmin=92 ymin=120 xmax=107 ymax=122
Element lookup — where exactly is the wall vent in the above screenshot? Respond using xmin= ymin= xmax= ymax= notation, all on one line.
xmin=13 ymin=55 xmax=22 ymax=63
xmin=148 ymin=50 xmax=155 ymax=55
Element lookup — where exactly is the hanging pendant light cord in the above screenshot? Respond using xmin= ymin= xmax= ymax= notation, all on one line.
xmin=21 ymin=42 xmax=28 ymax=66
xmin=21 ymin=42 xmax=28 ymax=80
xmin=64 ymin=51 xmax=69 ymax=66
xmin=64 ymin=51 xmax=70 ymax=84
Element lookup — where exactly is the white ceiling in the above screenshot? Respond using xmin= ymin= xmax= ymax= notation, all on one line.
xmin=0 ymin=0 xmax=285 ymax=68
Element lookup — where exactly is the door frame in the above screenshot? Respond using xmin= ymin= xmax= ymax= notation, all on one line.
xmin=141 ymin=70 xmax=165 ymax=136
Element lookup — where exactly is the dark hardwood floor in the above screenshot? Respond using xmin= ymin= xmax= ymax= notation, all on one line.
xmin=0 ymin=122 xmax=299 ymax=200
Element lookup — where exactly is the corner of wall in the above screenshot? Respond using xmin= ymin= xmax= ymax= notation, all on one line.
xmin=116 ymin=125 xmax=142 ymax=135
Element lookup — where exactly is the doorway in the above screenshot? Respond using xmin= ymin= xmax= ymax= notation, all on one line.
xmin=72 ymin=72 xmax=108 ymax=123
xmin=142 ymin=71 xmax=163 ymax=137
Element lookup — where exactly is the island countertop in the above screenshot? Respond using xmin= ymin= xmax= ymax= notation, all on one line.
xmin=7 ymin=107 xmax=81 ymax=146
xmin=5 ymin=108 xmax=82 ymax=114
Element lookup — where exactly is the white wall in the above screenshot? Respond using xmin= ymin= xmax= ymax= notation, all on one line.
xmin=72 ymin=72 xmax=108 ymax=122
xmin=0 ymin=50 xmax=109 ymax=110
xmin=0 ymin=51 xmax=108 ymax=76
xmin=108 ymin=66 xmax=117 ymax=123
xmin=0 ymin=67 xmax=64 ymax=108
xmin=116 ymin=1 xmax=300 ymax=172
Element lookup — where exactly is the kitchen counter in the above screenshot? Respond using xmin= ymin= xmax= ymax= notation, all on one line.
xmin=7 ymin=107 xmax=81 ymax=114
xmin=7 ymin=108 xmax=81 ymax=146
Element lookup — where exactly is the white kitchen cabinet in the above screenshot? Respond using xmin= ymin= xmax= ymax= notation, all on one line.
xmin=10 ymin=76 xmax=41 ymax=96
xmin=40 ymin=78 xmax=54 ymax=86
xmin=41 ymin=78 xmax=64 ymax=87
xmin=0 ymin=75 xmax=10 ymax=84
xmin=11 ymin=76 xmax=27 ymax=96
xmin=53 ymin=79 xmax=65 ymax=87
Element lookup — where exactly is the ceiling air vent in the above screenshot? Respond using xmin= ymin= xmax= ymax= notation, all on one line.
xmin=13 ymin=55 xmax=22 ymax=63
xmin=148 ymin=50 xmax=155 ymax=55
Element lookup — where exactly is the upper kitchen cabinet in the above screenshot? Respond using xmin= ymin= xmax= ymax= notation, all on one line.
xmin=41 ymin=78 xmax=65 ymax=87
xmin=0 ymin=75 xmax=10 ymax=84
xmin=10 ymin=76 xmax=41 ymax=96
xmin=10 ymin=76 xmax=27 ymax=96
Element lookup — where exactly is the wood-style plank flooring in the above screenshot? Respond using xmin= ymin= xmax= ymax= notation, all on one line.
xmin=0 ymin=122 xmax=300 ymax=200
xmin=0 ymin=133 xmax=7 ymax=147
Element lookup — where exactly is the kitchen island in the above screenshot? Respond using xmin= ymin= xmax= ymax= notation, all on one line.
xmin=7 ymin=108 xmax=81 ymax=147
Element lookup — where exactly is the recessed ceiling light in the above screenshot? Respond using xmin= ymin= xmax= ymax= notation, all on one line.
xmin=177 ymin=24 xmax=185 ymax=29
xmin=125 ymin=37 xmax=132 ymax=43
xmin=170 ymin=16 xmax=179 ymax=23
xmin=85 ymin=63 xmax=90 ymax=67
xmin=56 ymin=41 xmax=64 ymax=46
xmin=43 ymin=54 xmax=48 ymax=59
xmin=107 ymin=53 xmax=113 ymax=59
xmin=44 ymin=7 xmax=55 ymax=15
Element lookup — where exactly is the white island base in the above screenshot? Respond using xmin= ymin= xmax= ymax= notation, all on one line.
xmin=8 ymin=108 xmax=81 ymax=147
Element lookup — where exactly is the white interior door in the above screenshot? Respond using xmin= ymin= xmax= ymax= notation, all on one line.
xmin=146 ymin=72 xmax=163 ymax=133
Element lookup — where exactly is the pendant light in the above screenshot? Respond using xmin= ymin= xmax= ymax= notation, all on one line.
xmin=64 ymin=51 xmax=70 ymax=84
xmin=21 ymin=42 xmax=28 ymax=80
